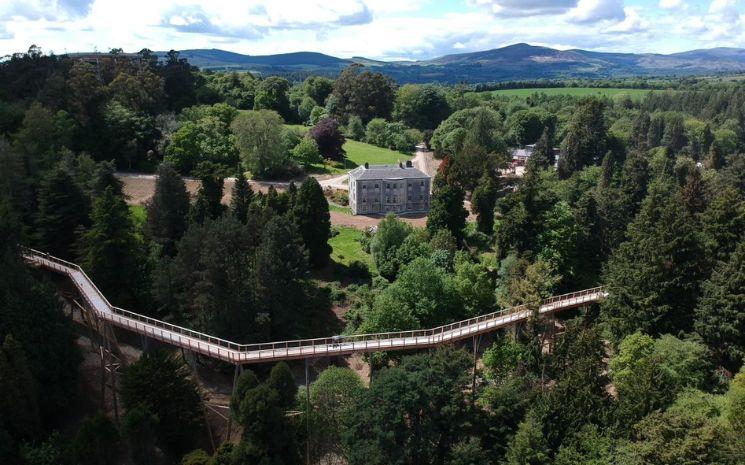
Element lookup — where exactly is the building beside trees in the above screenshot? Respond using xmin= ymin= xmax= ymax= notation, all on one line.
xmin=348 ymin=162 xmax=430 ymax=215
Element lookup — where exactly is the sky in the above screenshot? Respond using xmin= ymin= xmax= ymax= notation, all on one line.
xmin=0 ymin=0 xmax=744 ymax=60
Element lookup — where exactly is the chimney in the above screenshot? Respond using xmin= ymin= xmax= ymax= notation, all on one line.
xmin=364 ymin=162 xmax=369 ymax=169
xmin=406 ymin=160 xmax=412 ymax=168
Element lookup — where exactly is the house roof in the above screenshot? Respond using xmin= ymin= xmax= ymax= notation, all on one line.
xmin=349 ymin=164 xmax=430 ymax=181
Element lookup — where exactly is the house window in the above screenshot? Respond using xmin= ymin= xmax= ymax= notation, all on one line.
xmin=408 ymin=184 xmax=412 ymax=189
xmin=386 ymin=183 xmax=390 ymax=189
xmin=420 ymin=181 xmax=424 ymax=186
xmin=362 ymin=185 xmax=366 ymax=189
xmin=375 ymin=183 xmax=379 ymax=188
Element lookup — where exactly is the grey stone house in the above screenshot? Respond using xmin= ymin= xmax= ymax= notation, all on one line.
xmin=348 ymin=162 xmax=431 ymax=215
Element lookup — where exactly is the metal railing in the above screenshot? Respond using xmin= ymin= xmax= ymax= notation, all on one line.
xmin=22 ymin=247 xmax=606 ymax=363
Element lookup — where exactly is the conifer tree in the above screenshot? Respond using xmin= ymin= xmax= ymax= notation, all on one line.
xmin=255 ymin=216 xmax=309 ymax=339
xmin=601 ymin=182 xmax=706 ymax=340
xmin=190 ymin=163 xmax=225 ymax=223
xmin=504 ymin=411 xmax=550 ymax=465
xmin=705 ymin=141 xmax=724 ymax=170
xmin=699 ymin=186 xmax=745 ymax=264
xmin=558 ymin=98 xmax=606 ymax=178
xmin=631 ymin=111 xmax=651 ymax=151
xmin=91 ymin=160 xmax=124 ymax=197
xmin=0 ymin=335 xmax=40 ymax=440
xmin=471 ymin=171 xmax=498 ymax=234
xmin=230 ymin=170 xmax=253 ymax=223
xmin=145 ymin=162 xmax=190 ymax=255
xmin=36 ymin=166 xmax=90 ymax=258
xmin=530 ymin=126 xmax=555 ymax=170
xmin=292 ymin=177 xmax=331 ymax=268
xmin=695 ymin=241 xmax=745 ymax=369
xmin=267 ymin=362 xmax=297 ymax=410
xmin=79 ymin=186 xmax=143 ymax=307
xmin=427 ymin=182 xmax=468 ymax=244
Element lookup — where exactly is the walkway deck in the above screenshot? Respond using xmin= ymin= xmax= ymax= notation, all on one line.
xmin=23 ymin=248 xmax=606 ymax=365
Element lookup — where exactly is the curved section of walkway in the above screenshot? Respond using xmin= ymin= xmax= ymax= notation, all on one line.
xmin=23 ymin=247 xmax=607 ymax=365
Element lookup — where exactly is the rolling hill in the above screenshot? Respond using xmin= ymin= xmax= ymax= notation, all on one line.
xmin=161 ymin=43 xmax=745 ymax=83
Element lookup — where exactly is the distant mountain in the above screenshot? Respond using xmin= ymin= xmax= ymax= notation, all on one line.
xmin=162 ymin=43 xmax=745 ymax=83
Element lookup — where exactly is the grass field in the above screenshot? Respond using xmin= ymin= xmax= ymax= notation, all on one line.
xmin=329 ymin=202 xmax=352 ymax=215
xmin=329 ymin=226 xmax=375 ymax=271
xmin=305 ymin=136 xmax=413 ymax=175
xmin=480 ymin=87 xmax=661 ymax=99
xmin=129 ymin=204 xmax=147 ymax=240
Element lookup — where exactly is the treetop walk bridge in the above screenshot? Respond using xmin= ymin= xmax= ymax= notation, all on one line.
xmin=23 ymin=247 xmax=607 ymax=366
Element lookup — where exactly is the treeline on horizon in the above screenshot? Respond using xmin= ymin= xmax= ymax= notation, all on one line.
xmin=0 ymin=45 xmax=744 ymax=465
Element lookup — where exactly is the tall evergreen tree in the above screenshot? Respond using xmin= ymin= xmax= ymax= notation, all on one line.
xmin=558 ymin=98 xmax=606 ymax=179
xmin=190 ymin=163 xmax=224 ymax=224
xmin=145 ymin=162 xmax=190 ymax=255
xmin=601 ymin=182 xmax=706 ymax=340
xmin=292 ymin=177 xmax=331 ymax=268
xmin=255 ymin=216 xmax=309 ymax=339
xmin=630 ymin=111 xmax=651 ymax=151
xmin=695 ymin=241 xmax=745 ymax=369
xmin=427 ymin=183 xmax=468 ymax=245
xmin=503 ymin=411 xmax=550 ymax=465
xmin=0 ymin=335 xmax=40 ymax=440
xmin=79 ymin=186 xmax=144 ymax=307
xmin=35 ymin=166 xmax=90 ymax=258
xmin=91 ymin=160 xmax=124 ymax=197
xmin=230 ymin=170 xmax=253 ymax=223
xmin=471 ymin=171 xmax=498 ymax=234
xmin=699 ymin=186 xmax=745 ymax=264
xmin=530 ymin=126 xmax=555 ymax=170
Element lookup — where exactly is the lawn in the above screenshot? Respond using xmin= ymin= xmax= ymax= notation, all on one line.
xmin=329 ymin=226 xmax=375 ymax=271
xmin=309 ymin=139 xmax=413 ymax=175
xmin=479 ymin=87 xmax=665 ymax=99
xmin=129 ymin=204 xmax=147 ymax=241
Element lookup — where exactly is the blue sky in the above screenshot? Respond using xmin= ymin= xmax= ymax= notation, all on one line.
xmin=0 ymin=1 xmax=743 ymax=59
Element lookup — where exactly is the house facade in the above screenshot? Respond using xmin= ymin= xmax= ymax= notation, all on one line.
xmin=348 ymin=162 xmax=431 ymax=215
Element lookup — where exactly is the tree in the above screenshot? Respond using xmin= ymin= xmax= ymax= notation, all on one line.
xmin=303 ymin=76 xmax=334 ymax=106
xmin=35 ymin=166 xmax=90 ymax=259
xmin=120 ymin=350 xmax=203 ymax=457
xmin=79 ymin=186 xmax=144 ymax=308
xmin=430 ymin=106 xmax=504 ymax=157
xmin=695 ymin=241 xmax=745 ymax=369
xmin=342 ymin=348 xmax=472 ymax=465
xmin=393 ymin=84 xmax=451 ymax=130
xmin=267 ymin=362 xmax=297 ymax=410
xmin=121 ymin=403 xmax=159 ymax=465
xmin=189 ymin=163 xmax=225 ymax=223
xmin=427 ymin=183 xmax=468 ymax=245
xmin=529 ymin=126 xmax=556 ymax=170
xmin=145 ymin=163 xmax=190 ymax=254
xmin=306 ymin=367 xmax=364 ymax=463
xmin=70 ymin=412 xmax=120 ymax=465
xmin=699 ymin=186 xmax=745 ymax=264
xmin=331 ymin=65 xmax=396 ymax=123
xmin=164 ymin=115 xmax=237 ymax=174
xmin=230 ymin=170 xmax=253 ymax=223
xmin=253 ymin=76 xmax=291 ymax=120
xmin=232 ymin=110 xmax=288 ymax=178
xmin=470 ymin=171 xmax=498 ymax=234
xmin=292 ymin=177 xmax=331 ymax=268
xmin=162 ymin=50 xmax=197 ymax=111
xmin=601 ymin=183 xmax=706 ymax=340
xmin=254 ymin=216 xmax=309 ymax=340
xmin=345 ymin=115 xmax=365 ymax=140
xmin=507 ymin=108 xmax=552 ymax=146
xmin=310 ymin=117 xmax=346 ymax=161
xmin=290 ymin=137 xmax=322 ymax=167
xmin=91 ymin=159 xmax=124 ymax=196
xmin=453 ymin=253 xmax=495 ymax=317
xmin=0 ymin=335 xmax=40 ymax=440
xmin=558 ymin=98 xmax=607 ymax=178
xmin=370 ymin=213 xmax=412 ymax=280
xmin=503 ymin=411 xmax=551 ymax=465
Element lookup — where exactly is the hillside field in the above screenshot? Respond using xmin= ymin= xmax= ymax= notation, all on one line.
xmin=478 ymin=87 xmax=663 ymax=99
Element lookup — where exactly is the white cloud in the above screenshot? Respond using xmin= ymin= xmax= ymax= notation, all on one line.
xmin=659 ymin=0 xmax=683 ymax=9
xmin=567 ymin=0 xmax=626 ymax=24
xmin=606 ymin=7 xmax=648 ymax=34
xmin=472 ymin=0 xmax=578 ymax=17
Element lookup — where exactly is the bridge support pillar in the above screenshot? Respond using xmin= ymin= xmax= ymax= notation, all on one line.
xmin=305 ymin=358 xmax=311 ymax=465
xmin=226 ymin=364 xmax=242 ymax=440
xmin=471 ymin=335 xmax=481 ymax=406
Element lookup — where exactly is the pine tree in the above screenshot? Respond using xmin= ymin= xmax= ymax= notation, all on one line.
xmin=704 ymin=141 xmax=724 ymax=170
xmin=699 ymin=186 xmax=745 ymax=264
xmin=680 ymin=169 xmax=706 ymax=216
xmin=36 ymin=166 xmax=90 ymax=259
xmin=530 ymin=126 xmax=555 ymax=170
xmin=145 ymin=163 xmax=190 ymax=255
xmin=91 ymin=160 xmax=124 ymax=197
xmin=695 ymin=241 xmax=745 ymax=369
xmin=471 ymin=171 xmax=498 ymax=234
xmin=0 ymin=335 xmax=40 ymax=440
xmin=427 ymin=182 xmax=468 ymax=244
xmin=631 ymin=111 xmax=651 ymax=151
xmin=255 ymin=216 xmax=309 ymax=339
xmin=558 ymin=98 xmax=606 ymax=179
xmin=230 ymin=170 xmax=253 ymax=223
xmin=190 ymin=163 xmax=224 ymax=224
xmin=601 ymin=182 xmax=706 ymax=340
xmin=79 ymin=186 xmax=143 ymax=307
xmin=292 ymin=177 xmax=331 ymax=268
xmin=504 ymin=411 xmax=551 ymax=465
xmin=267 ymin=362 xmax=297 ymax=410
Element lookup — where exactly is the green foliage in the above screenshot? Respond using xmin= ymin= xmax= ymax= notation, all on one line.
xmin=345 ymin=115 xmax=366 ymax=140
xmin=453 ymin=252 xmax=495 ymax=317
xmin=470 ymin=171 xmax=498 ymax=234
xmin=558 ymin=98 xmax=607 ymax=178
xmin=427 ymin=183 xmax=468 ymax=244
xmin=70 ymin=411 xmax=120 ymax=465
xmin=506 ymin=107 xmax=553 ymax=146
xmin=121 ymin=403 xmax=159 ymax=465
xmin=331 ymin=65 xmax=395 ymax=123
xmin=79 ymin=186 xmax=145 ymax=307
xmin=254 ymin=76 xmax=292 ymax=120
xmin=370 ymin=213 xmax=412 ymax=280
xmin=267 ymin=362 xmax=297 ymax=410
xmin=695 ymin=241 xmax=745 ymax=369
xmin=164 ymin=112 xmax=238 ymax=174
xmin=343 ymin=348 xmax=472 ymax=465
xmin=232 ymin=109 xmax=288 ymax=178
xmin=292 ymin=177 xmax=331 ymax=268
xmin=431 ymin=106 xmax=504 ymax=157
xmin=120 ymin=350 xmax=203 ymax=457
xmin=290 ymin=136 xmax=322 ymax=167
xmin=504 ymin=411 xmax=551 ymax=465
xmin=229 ymin=170 xmax=253 ymax=223
xmin=35 ymin=166 xmax=90 ymax=259
xmin=554 ymin=425 xmax=615 ymax=465
xmin=0 ymin=335 xmax=40 ymax=440
xmin=393 ymin=84 xmax=452 ymax=130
